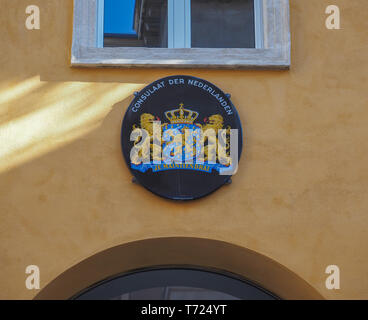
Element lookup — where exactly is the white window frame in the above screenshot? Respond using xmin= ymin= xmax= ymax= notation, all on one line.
xmin=168 ymin=0 xmax=191 ymax=48
xmin=72 ymin=0 xmax=290 ymax=69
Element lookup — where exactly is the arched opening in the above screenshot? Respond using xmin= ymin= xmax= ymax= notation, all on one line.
xmin=35 ymin=237 xmax=323 ymax=300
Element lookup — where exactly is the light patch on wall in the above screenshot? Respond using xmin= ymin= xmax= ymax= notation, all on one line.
xmin=0 ymin=77 xmax=143 ymax=173
xmin=0 ymin=76 xmax=44 ymax=106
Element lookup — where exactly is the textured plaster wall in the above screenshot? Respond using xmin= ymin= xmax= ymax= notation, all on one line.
xmin=0 ymin=0 xmax=367 ymax=299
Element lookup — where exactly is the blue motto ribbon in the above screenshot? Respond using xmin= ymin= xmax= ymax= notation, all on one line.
xmin=131 ymin=162 xmax=229 ymax=173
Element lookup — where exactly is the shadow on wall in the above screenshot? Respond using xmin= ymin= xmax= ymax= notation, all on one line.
xmin=0 ymin=75 xmax=144 ymax=173
xmin=0 ymin=75 xmax=170 ymax=205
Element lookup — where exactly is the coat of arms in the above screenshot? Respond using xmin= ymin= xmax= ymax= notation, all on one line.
xmin=130 ymin=103 xmax=233 ymax=174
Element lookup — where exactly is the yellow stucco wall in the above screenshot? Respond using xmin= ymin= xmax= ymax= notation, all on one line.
xmin=0 ymin=0 xmax=367 ymax=299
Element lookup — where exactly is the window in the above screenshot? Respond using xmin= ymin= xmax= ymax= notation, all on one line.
xmin=73 ymin=268 xmax=278 ymax=300
xmin=72 ymin=0 xmax=290 ymax=68
xmin=103 ymin=0 xmax=258 ymax=49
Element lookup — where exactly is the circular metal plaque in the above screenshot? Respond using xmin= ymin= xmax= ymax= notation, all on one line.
xmin=121 ymin=75 xmax=243 ymax=200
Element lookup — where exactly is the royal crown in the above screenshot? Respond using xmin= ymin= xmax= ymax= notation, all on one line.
xmin=164 ymin=104 xmax=199 ymax=124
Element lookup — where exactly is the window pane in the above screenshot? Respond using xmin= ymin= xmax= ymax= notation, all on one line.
xmin=104 ymin=0 xmax=168 ymax=48
xmin=112 ymin=286 xmax=240 ymax=300
xmin=191 ymin=0 xmax=255 ymax=48
xmin=75 ymin=268 xmax=277 ymax=300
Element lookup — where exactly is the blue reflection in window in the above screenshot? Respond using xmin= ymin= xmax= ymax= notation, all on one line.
xmin=104 ymin=0 xmax=137 ymax=36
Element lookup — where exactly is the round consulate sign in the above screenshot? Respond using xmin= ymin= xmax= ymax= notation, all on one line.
xmin=121 ymin=75 xmax=243 ymax=200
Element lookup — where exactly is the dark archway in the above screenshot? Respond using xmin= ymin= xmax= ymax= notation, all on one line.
xmin=35 ymin=237 xmax=324 ymax=300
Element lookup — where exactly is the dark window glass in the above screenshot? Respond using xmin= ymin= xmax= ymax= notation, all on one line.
xmin=74 ymin=268 xmax=277 ymax=300
xmin=191 ymin=0 xmax=255 ymax=48
xmin=104 ymin=0 xmax=168 ymax=48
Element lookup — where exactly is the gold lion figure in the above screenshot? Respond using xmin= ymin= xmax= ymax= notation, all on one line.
xmin=133 ymin=113 xmax=155 ymax=136
xmin=131 ymin=114 xmax=154 ymax=164
xmin=201 ymin=114 xmax=231 ymax=163
xmin=202 ymin=114 xmax=224 ymax=132
xmin=132 ymin=113 xmax=167 ymax=164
